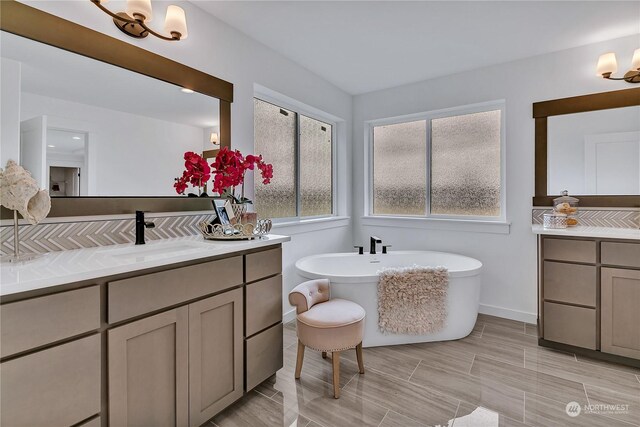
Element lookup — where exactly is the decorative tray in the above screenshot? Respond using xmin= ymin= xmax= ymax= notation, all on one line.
xmin=198 ymin=219 xmax=272 ymax=241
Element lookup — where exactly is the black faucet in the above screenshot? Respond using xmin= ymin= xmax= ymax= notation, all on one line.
xmin=135 ymin=211 xmax=155 ymax=245
xmin=370 ymin=236 xmax=382 ymax=254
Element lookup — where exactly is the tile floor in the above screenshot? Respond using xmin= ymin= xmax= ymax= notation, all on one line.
xmin=212 ymin=314 xmax=640 ymax=427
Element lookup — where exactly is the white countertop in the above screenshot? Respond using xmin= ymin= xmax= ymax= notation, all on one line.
xmin=532 ymin=225 xmax=640 ymax=241
xmin=0 ymin=234 xmax=290 ymax=297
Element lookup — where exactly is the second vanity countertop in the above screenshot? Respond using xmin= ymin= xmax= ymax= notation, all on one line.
xmin=0 ymin=234 xmax=291 ymax=297
xmin=531 ymin=224 xmax=640 ymax=241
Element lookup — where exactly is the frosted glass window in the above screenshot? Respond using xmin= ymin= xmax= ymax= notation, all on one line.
xmin=254 ymin=98 xmax=297 ymax=219
xmin=372 ymin=120 xmax=427 ymax=215
xmin=430 ymin=110 xmax=501 ymax=216
xmin=300 ymin=116 xmax=332 ymax=217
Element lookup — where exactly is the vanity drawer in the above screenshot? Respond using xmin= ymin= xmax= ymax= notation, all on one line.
xmin=543 ymin=302 xmax=596 ymax=349
xmin=0 ymin=334 xmax=101 ymax=427
xmin=543 ymin=238 xmax=596 ymax=264
xmin=109 ymin=257 xmax=243 ymax=323
xmin=601 ymin=242 xmax=640 ymax=268
xmin=543 ymin=261 xmax=596 ymax=307
xmin=246 ymin=322 xmax=283 ymax=391
xmin=1 ymin=286 xmax=100 ymax=358
xmin=245 ymin=246 xmax=282 ymax=283
xmin=246 ymin=275 xmax=283 ymax=337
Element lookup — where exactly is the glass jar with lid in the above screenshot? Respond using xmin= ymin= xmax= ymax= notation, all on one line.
xmin=553 ymin=190 xmax=579 ymax=226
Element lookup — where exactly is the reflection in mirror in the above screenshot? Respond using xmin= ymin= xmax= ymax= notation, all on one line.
xmin=0 ymin=31 xmax=220 ymax=197
xmin=547 ymin=105 xmax=640 ymax=196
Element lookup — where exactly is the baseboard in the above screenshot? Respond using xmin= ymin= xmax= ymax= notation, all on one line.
xmin=283 ymin=307 xmax=296 ymax=324
xmin=479 ymin=303 xmax=537 ymax=324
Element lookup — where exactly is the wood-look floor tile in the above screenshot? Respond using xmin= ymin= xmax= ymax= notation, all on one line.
xmin=524 ymin=392 xmax=637 ymax=427
xmin=394 ymin=341 xmax=476 ymax=374
xmin=452 ymin=402 xmax=530 ymax=427
xmin=442 ymin=333 xmax=525 ymax=367
xmin=524 ymin=347 xmax=640 ymax=397
xmin=585 ymin=384 xmax=640 ymax=425
xmin=282 ymin=344 xmax=361 ymax=389
xmin=575 ymin=353 xmax=640 ymax=376
xmin=470 ymin=354 xmax=589 ymax=406
xmin=524 ymin=323 xmax=537 ymax=337
xmin=481 ymin=324 xmax=539 ymax=349
xmin=409 ymin=360 xmax=525 ymax=422
xmin=283 ymin=322 xmax=298 ymax=349
xmin=524 ymin=346 xmax=576 ymax=364
xmin=343 ymin=368 xmax=459 ymax=426
xmin=267 ymin=369 xmax=388 ymax=427
xmin=340 ymin=344 xmax=422 ymax=380
xmin=379 ymin=409 xmax=428 ymax=427
xmin=212 ymin=391 xmax=310 ymax=427
xmin=477 ymin=314 xmax=525 ymax=334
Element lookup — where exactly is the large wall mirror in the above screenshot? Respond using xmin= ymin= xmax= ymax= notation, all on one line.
xmin=533 ymin=88 xmax=640 ymax=207
xmin=0 ymin=1 xmax=233 ymax=216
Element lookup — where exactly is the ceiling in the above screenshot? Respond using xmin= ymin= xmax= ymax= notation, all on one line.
xmin=47 ymin=129 xmax=86 ymax=155
xmin=196 ymin=1 xmax=640 ymax=95
xmin=1 ymin=32 xmax=219 ymax=128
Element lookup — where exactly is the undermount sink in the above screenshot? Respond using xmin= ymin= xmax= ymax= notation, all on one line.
xmin=98 ymin=241 xmax=209 ymax=261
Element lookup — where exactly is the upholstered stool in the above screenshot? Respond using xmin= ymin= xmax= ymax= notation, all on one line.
xmin=288 ymin=279 xmax=365 ymax=398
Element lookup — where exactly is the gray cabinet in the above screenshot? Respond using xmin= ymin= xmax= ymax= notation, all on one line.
xmin=108 ymin=307 xmax=190 ymax=427
xmin=1 ymin=243 xmax=284 ymax=426
xmin=601 ymin=267 xmax=640 ymax=359
xmin=0 ymin=334 xmax=101 ymax=427
xmin=109 ymin=289 xmax=245 ymax=427
xmin=539 ymin=236 xmax=639 ymax=361
xmin=189 ymin=288 xmax=243 ymax=427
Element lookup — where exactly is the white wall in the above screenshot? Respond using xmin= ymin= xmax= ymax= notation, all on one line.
xmin=352 ymin=34 xmax=639 ymax=323
xmin=20 ymin=0 xmax=353 ymax=318
xmin=21 ymin=92 xmax=204 ymax=196
xmin=1 ymin=58 xmax=21 ymax=167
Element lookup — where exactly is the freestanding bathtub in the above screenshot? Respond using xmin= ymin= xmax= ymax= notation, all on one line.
xmin=295 ymin=251 xmax=482 ymax=347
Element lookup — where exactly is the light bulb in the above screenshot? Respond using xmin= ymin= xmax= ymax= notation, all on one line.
xmin=596 ymin=52 xmax=617 ymax=76
xmin=127 ymin=0 xmax=153 ymax=21
xmin=165 ymin=5 xmax=188 ymax=39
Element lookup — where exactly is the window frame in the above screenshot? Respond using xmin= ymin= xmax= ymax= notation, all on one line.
xmin=253 ymin=94 xmax=337 ymax=222
xmin=366 ymin=100 xmax=507 ymax=224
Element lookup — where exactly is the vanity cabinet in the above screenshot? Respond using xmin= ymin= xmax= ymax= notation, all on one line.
xmin=108 ymin=288 xmax=244 ymax=427
xmin=538 ymin=235 xmax=640 ymax=363
xmin=0 ymin=243 xmax=285 ymax=427
xmin=601 ymin=267 xmax=640 ymax=359
xmin=188 ymin=288 xmax=244 ymax=426
xmin=109 ymin=307 xmax=190 ymax=427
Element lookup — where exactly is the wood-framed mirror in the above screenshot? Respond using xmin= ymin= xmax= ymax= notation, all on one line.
xmin=0 ymin=0 xmax=233 ymax=217
xmin=533 ymin=87 xmax=640 ymax=207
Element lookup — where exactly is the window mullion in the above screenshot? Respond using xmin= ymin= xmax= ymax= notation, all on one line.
xmin=295 ymin=112 xmax=302 ymax=219
xmin=425 ymin=118 xmax=431 ymax=219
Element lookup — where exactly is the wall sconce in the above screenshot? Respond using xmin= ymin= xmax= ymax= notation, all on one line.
xmin=597 ymin=48 xmax=640 ymax=83
xmin=210 ymin=132 xmax=220 ymax=148
xmin=90 ymin=0 xmax=188 ymax=41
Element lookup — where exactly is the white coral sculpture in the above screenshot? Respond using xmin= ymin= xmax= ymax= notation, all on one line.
xmin=0 ymin=160 xmax=51 ymax=224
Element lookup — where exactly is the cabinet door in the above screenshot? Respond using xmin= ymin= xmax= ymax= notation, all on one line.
xmin=1 ymin=334 xmax=100 ymax=427
xmin=601 ymin=268 xmax=640 ymax=359
xmin=109 ymin=307 xmax=189 ymax=427
xmin=189 ymin=288 xmax=243 ymax=427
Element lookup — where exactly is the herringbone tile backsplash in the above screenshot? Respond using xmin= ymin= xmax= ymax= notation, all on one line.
xmin=0 ymin=213 xmax=214 ymax=255
xmin=532 ymin=208 xmax=640 ymax=228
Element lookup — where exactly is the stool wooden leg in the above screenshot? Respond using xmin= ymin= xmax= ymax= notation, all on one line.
xmin=356 ymin=342 xmax=365 ymax=374
xmin=332 ymin=351 xmax=340 ymax=399
xmin=322 ymin=351 xmax=327 ymax=359
xmin=295 ymin=340 xmax=305 ymax=379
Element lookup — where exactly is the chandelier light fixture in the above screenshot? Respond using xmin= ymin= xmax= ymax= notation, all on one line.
xmin=596 ymin=48 xmax=640 ymax=83
xmin=90 ymin=0 xmax=188 ymax=41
